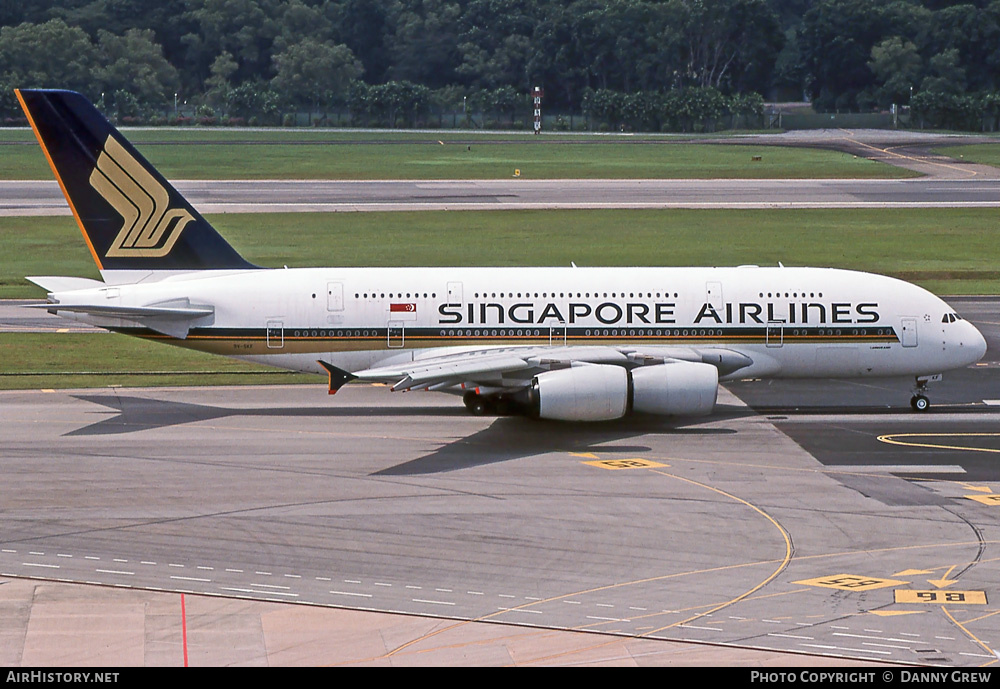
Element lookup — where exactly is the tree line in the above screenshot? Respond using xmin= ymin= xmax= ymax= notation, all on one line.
xmin=1 ymin=0 xmax=999 ymax=130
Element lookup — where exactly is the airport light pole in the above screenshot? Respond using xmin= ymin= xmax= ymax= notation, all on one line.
xmin=532 ymin=87 xmax=543 ymax=134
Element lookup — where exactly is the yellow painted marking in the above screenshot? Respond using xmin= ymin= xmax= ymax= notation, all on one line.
xmin=794 ymin=574 xmax=907 ymax=591
xmin=870 ymin=610 xmax=927 ymax=617
xmin=41 ymin=389 xmax=55 ymax=393
xmin=377 ymin=465 xmax=794 ymax=664
xmin=583 ymin=458 xmax=668 ymax=470
xmin=846 ymin=135 xmax=977 ymax=178
xmin=895 ymin=590 xmax=987 ymax=605
xmin=963 ymin=609 xmax=1000 ymax=625
xmin=959 ymin=483 xmax=994 ymax=493
xmin=341 ymin=538 xmax=1000 ymax=666
xmin=967 ymin=494 xmax=1000 ymax=506
xmin=941 ymin=606 xmax=998 ymax=660
xmin=634 ymin=469 xmax=793 ymax=636
xmin=878 ymin=433 xmax=1000 ymax=455
xmin=894 ymin=569 xmax=935 ymax=576
xmin=928 ymin=565 xmax=959 ymax=589
xmin=569 ymin=452 xmax=599 ymax=459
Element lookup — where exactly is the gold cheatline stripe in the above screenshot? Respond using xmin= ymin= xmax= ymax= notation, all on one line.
xmin=133 ymin=332 xmax=896 ymax=355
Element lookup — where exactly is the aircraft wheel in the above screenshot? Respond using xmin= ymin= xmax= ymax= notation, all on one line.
xmin=463 ymin=392 xmax=493 ymax=416
xmin=910 ymin=394 xmax=930 ymax=412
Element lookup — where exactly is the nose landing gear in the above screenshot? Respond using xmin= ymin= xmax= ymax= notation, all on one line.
xmin=910 ymin=374 xmax=942 ymax=412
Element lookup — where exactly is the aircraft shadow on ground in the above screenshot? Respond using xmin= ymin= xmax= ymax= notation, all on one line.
xmin=67 ymin=393 xmax=465 ymax=437
xmin=372 ymin=413 xmax=742 ymax=475
xmin=67 ymin=393 xmax=748 ymax=475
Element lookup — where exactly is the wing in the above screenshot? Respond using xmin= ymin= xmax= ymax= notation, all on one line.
xmin=319 ymin=344 xmax=753 ymax=394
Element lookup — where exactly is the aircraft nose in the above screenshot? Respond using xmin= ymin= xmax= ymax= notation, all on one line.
xmin=959 ymin=320 xmax=988 ymax=366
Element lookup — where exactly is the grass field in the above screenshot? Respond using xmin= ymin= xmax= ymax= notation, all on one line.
xmin=2 ymin=208 xmax=997 ymax=297
xmin=0 ymin=332 xmax=317 ymax=390
xmin=934 ymin=143 xmax=1000 ymax=168
xmin=0 ymin=128 xmax=694 ymax=143
xmin=0 ymin=137 xmax=911 ymax=180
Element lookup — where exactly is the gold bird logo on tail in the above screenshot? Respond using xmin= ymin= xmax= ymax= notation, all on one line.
xmin=89 ymin=135 xmax=193 ymax=258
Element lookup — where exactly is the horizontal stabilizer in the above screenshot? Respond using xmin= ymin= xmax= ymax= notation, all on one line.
xmin=30 ymin=299 xmax=214 ymax=339
xmin=27 ymin=276 xmax=105 ymax=292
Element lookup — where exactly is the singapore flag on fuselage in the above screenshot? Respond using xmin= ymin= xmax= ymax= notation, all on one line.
xmin=389 ymin=303 xmax=417 ymax=321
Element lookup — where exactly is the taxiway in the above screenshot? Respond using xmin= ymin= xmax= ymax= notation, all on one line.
xmin=2 ymin=365 xmax=1000 ymax=665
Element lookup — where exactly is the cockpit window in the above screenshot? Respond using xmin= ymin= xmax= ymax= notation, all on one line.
xmin=941 ymin=313 xmax=962 ymax=323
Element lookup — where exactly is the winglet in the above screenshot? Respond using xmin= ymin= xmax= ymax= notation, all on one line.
xmin=317 ymin=361 xmax=357 ymax=394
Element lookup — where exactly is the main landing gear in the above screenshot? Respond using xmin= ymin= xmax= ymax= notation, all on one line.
xmin=909 ymin=374 xmax=942 ymax=412
xmin=463 ymin=391 xmax=494 ymax=416
xmin=462 ymin=390 xmax=528 ymax=417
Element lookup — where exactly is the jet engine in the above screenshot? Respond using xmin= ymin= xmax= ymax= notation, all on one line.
xmin=629 ymin=361 xmax=718 ymax=416
xmin=532 ymin=364 xmax=630 ymax=421
xmin=521 ymin=361 xmax=719 ymax=421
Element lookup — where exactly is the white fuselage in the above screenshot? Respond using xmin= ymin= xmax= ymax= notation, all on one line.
xmin=54 ymin=265 xmax=987 ymax=383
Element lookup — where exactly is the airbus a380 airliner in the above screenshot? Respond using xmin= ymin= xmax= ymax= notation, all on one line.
xmin=16 ymin=89 xmax=987 ymax=420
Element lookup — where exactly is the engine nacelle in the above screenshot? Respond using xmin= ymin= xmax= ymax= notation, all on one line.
xmin=531 ymin=365 xmax=629 ymax=421
xmin=630 ymin=361 xmax=718 ymax=416
xmin=523 ymin=361 xmax=719 ymax=421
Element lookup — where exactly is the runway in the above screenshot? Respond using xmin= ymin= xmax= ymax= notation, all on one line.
xmin=4 ymin=177 xmax=1000 ymax=216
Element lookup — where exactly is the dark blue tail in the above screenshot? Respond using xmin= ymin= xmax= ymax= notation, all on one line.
xmin=17 ymin=89 xmax=257 ymax=272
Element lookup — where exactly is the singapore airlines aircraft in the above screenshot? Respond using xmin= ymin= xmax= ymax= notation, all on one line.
xmin=17 ymin=89 xmax=987 ymax=420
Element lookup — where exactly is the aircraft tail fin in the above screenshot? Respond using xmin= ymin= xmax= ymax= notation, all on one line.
xmin=16 ymin=89 xmax=257 ymax=273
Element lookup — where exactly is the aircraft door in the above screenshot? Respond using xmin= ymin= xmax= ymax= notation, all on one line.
xmin=706 ymin=281 xmax=723 ymax=310
xmin=327 ymin=281 xmax=344 ymax=311
xmin=549 ymin=320 xmax=567 ymax=345
xmin=901 ymin=318 xmax=918 ymax=347
xmin=766 ymin=321 xmax=783 ymax=348
xmin=446 ymin=281 xmax=464 ymax=305
xmin=387 ymin=320 xmax=404 ymax=348
xmin=266 ymin=319 xmax=284 ymax=349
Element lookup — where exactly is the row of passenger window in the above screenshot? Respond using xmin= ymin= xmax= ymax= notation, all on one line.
xmin=348 ymin=291 xmax=844 ymax=301
xmin=351 ymin=291 xmax=683 ymax=300
xmin=471 ymin=292 xmax=681 ymax=299
xmin=289 ymin=327 xmax=894 ymax=339
xmin=355 ymin=293 xmax=436 ymax=299
xmin=758 ymin=292 xmax=824 ymax=298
